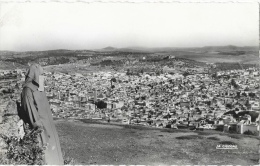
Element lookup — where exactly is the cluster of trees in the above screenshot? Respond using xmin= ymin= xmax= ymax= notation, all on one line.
xmin=214 ymin=63 xmax=256 ymax=71
xmin=100 ymin=60 xmax=123 ymax=67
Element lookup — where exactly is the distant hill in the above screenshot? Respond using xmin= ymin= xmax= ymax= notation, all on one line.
xmin=200 ymin=45 xmax=259 ymax=52
xmin=0 ymin=61 xmax=26 ymax=70
xmin=1 ymin=45 xmax=258 ymax=55
xmin=98 ymin=46 xmax=117 ymax=52
xmin=0 ymin=45 xmax=258 ymax=66
xmin=94 ymin=45 xmax=259 ymax=53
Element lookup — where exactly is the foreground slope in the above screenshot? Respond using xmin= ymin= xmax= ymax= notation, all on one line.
xmin=55 ymin=120 xmax=259 ymax=165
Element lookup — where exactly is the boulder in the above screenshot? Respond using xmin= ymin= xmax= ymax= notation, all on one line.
xmin=0 ymin=137 xmax=7 ymax=149
xmin=3 ymin=115 xmax=20 ymax=124
xmin=0 ymin=99 xmax=24 ymax=139
xmin=5 ymin=100 xmax=18 ymax=115
xmin=0 ymin=115 xmax=23 ymax=138
xmin=0 ymin=123 xmax=11 ymax=136
xmin=17 ymin=119 xmax=25 ymax=139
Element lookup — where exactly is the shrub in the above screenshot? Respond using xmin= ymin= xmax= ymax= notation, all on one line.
xmin=175 ymin=135 xmax=204 ymax=140
xmin=244 ymin=130 xmax=258 ymax=136
xmin=0 ymin=124 xmax=45 ymax=165
xmin=64 ymin=155 xmax=76 ymax=165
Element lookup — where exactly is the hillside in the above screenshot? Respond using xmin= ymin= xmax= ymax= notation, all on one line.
xmin=93 ymin=45 xmax=259 ymax=53
xmin=1 ymin=45 xmax=258 ymax=57
xmin=0 ymin=45 xmax=258 ymax=71
xmin=56 ymin=120 xmax=259 ymax=165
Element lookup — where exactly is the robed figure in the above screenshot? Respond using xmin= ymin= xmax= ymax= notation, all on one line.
xmin=20 ymin=64 xmax=64 ymax=164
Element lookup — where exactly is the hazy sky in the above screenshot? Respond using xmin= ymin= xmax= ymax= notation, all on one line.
xmin=0 ymin=2 xmax=259 ymax=51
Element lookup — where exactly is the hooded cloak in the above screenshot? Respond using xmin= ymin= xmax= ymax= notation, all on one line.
xmin=21 ymin=64 xmax=64 ymax=164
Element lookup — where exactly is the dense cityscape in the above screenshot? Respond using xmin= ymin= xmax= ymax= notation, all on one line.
xmin=1 ymin=58 xmax=259 ymax=136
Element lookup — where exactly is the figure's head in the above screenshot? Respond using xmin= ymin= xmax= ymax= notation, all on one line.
xmin=25 ymin=63 xmax=44 ymax=86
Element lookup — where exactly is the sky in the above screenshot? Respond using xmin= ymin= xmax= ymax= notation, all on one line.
xmin=0 ymin=2 xmax=259 ymax=51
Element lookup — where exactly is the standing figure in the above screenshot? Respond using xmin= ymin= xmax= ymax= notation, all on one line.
xmin=21 ymin=64 xmax=64 ymax=164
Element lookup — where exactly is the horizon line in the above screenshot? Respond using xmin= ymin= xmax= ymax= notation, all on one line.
xmin=0 ymin=45 xmax=259 ymax=52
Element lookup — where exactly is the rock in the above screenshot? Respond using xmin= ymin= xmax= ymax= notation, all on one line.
xmin=17 ymin=120 xmax=25 ymax=139
xmin=3 ymin=115 xmax=20 ymax=124
xmin=0 ymin=101 xmax=26 ymax=164
xmin=0 ymin=137 xmax=7 ymax=149
xmin=5 ymin=101 xmax=18 ymax=115
xmin=0 ymin=137 xmax=8 ymax=163
xmin=0 ymin=116 xmax=3 ymax=124
xmin=0 ymin=123 xmax=11 ymax=136
xmin=0 ymin=115 xmax=23 ymax=138
xmin=0 ymin=108 xmax=4 ymax=124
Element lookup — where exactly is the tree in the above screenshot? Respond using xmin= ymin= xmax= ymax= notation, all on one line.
xmin=226 ymin=103 xmax=233 ymax=109
xmin=245 ymin=100 xmax=251 ymax=109
xmin=96 ymin=101 xmax=107 ymax=109
xmin=183 ymin=72 xmax=189 ymax=77
xmin=236 ymin=92 xmax=241 ymax=98
xmin=156 ymin=70 xmax=160 ymax=76
xmin=110 ymin=78 xmax=116 ymax=88
xmin=241 ymin=92 xmax=247 ymax=97
xmin=126 ymin=69 xmax=131 ymax=75
xmin=244 ymin=87 xmax=250 ymax=91
xmin=111 ymin=78 xmax=116 ymax=83
xmin=140 ymin=69 xmax=144 ymax=74
xmin=249 ymin=92 xmax=256 ymax=98
xmin=244 ymin=130 xmax=258 ymax=136
xmin=231 ymin=79 xmax=239 ymax=89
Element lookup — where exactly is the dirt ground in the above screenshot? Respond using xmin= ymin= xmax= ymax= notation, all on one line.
xmin=55 ymin=120 xmax=259 ymax=165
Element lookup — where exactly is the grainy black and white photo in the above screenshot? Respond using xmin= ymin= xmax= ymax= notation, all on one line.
xmin=0 ymin=1 xmax=259 ymax=165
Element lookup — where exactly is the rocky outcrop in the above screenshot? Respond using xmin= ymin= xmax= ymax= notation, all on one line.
xmin=0 ymin=100 xmax=25 ymax=139
xmin=0 ymin=100 xmax=25 ymax=163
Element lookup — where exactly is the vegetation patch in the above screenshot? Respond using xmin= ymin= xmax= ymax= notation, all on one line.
xmin=161 ymin=128 xmax=190 ymax=133
xmin=196 ymin=131 xmax=215 ymax=136
xmin=0 ymin=124 xmax=45 ymax=165
xmin=207 ymin=137 xmax=220 ymax=141
xmin=64 ymin=155 xmax=76 ymax=165
xmin=220 ymin=133 xmax=260 ymax=140
xmin=56 ymin=121 xmax=260 ymax=165
xmin=219 ymin=141 xmax=237 ymax=145
xmin=244 ymin=130 xmax=259 ymax=136
xmin=229 ymin=134 xmax=243 ymax=140
xmin=175 ymin=135 xmax=204 ymax=140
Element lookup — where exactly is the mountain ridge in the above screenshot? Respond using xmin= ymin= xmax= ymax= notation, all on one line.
xmin=0 ymin=45 xmax=258 ymax=55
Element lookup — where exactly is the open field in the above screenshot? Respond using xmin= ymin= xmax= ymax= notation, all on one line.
xmin=174 ymin=53 xmax=259 ymax=64
xmin=43 ymin=64 xmax=103 ymax=75
xmin=55 ymin=120 xmax=259 ymax=165
xmin=0 ymin=61 xmax=27 ymax=70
